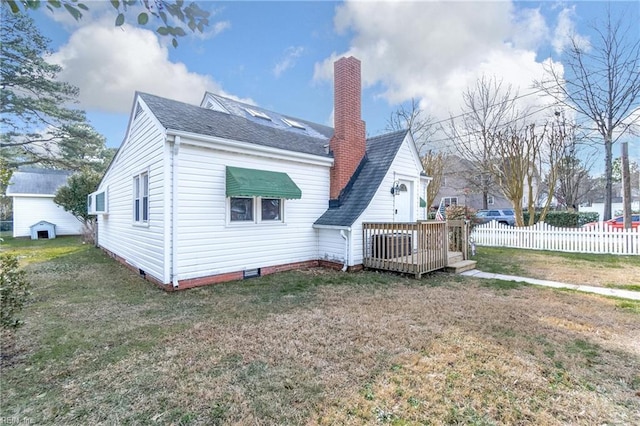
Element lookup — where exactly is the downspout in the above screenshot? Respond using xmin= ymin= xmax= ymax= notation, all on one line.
xmin=340 ymin=229 xmax=349 ymax=272
xmin=172 ymin=136 xmax=181 ymax=288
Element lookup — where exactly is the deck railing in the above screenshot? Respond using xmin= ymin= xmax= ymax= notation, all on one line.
xmin=362 ymin=221 xmax=448 ymax=278
xmin=447 ymin=219 xmax=470 ymax=260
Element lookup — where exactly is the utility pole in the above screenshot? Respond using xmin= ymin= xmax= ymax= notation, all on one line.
xmin=621 ymin=142 xmax=632 ymax=229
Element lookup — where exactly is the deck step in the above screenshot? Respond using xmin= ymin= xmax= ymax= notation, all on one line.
xmin=445 ymin=260 xmax=477 ymax=274
xmin=447 ymin=252 xmax=464 ymax=264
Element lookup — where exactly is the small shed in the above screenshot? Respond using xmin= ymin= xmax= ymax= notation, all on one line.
xmin=30 ymin=221 xmax=56 ymax=240
xmin=7 ymin=168 xmax=83 ymax=238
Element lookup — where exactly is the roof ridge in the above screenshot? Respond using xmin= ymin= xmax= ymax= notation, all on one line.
xmin=366 ymin=128 xmax=409 ymax=142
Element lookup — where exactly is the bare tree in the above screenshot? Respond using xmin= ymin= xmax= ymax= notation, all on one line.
xmin=554 ymin=157 xmax=595 ymax=209
xmin=552 ymin=113 xmax=595 ymax=209
xmin=488 ymin=123 xmax=546 ymax=226
xmin=446 ymin=76 xmax=519 ymax=209
xmin=421 ymin=150 xmax=446 ymax=210
xmin=535 ymin=7 xmax=640 ymax=220
xmin=386 ymin=98 xmax=436 ymax=152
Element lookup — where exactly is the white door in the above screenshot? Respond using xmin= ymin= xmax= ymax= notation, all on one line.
xmin=395 ymin=180 xmax=412 ymax=222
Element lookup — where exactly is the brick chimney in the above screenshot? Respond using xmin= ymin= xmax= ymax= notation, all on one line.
xmin=329 ymin=56 xmax=366 ymax=200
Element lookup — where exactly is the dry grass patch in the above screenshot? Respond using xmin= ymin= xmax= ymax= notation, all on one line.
xmin=475 ymin=247 xmax=640 ymax=289
xmin=1 ymin=239 xmax=639 ymax=425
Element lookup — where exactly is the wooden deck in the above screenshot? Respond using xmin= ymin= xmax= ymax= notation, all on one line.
xmin=362 ymin=220 xmax=471 ymax=278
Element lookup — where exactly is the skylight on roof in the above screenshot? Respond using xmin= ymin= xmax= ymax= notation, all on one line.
xmin=282 ymin=117 xmax=306 ymax=130
xmin=245 ymin=108 xmax=271 ymax=121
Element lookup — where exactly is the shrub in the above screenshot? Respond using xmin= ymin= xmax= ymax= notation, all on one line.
xmin=523 ymin=211 xmax=599 ymax=228
xmin=0 ymin=254 xmax=30 ymax=329
xmin=427 ymin=205 xmax=477 ymax=222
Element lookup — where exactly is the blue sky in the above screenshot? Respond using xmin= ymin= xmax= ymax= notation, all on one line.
xmin=30 ymin=1 xmax=639 ymax=169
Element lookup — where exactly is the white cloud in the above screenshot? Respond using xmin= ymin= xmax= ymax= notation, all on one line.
xmin=49 ymin=21 xmax=239 ymax=113
xmin=512 ymin=7 xmax=549 ymax=50
xmin=552 ymin=6 xmax=590 ymax=55
xmin=315 ymin=0 xmax=565 ymax=129
xmin=212 ymin=21 xmax=232 ymax=36
xmin=273 ymin=46 xmax=305 ymax=78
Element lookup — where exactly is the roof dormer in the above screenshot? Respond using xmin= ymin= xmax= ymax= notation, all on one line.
xmin=200 ymin=92 xmax=230 ymax=113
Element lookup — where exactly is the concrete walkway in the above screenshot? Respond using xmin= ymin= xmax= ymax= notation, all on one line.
xmin=461 ymin=269 xmax=640 ymax=301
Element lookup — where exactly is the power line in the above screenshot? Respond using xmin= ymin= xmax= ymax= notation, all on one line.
xmin=425 ymin=104 xmax=555 ymax=146
xmin=407 ymin=63 xmax=630 ymax=148
xmin=427 ymin=83 xmax=559 ymax=128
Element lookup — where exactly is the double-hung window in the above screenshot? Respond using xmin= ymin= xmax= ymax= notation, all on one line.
xmin=133 ymin=172 xmax=149 ymax=224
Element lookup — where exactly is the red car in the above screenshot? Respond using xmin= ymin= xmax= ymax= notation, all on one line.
xmin=584 ymin=214 xmax=640 ymax=229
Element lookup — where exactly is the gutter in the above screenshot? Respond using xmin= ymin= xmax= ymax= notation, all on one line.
xmin=171 ymin=136 xmax=181 ymax=288
xmin=166 ymin=130 xmax=334 ymax=167
xmin=312 ymin=224 xmax=352 ymax=230
xmin=340 ymin=229 xmax=350 ymax=272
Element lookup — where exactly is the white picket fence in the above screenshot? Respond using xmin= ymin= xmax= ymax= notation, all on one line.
xmin=471 ymin=221 xmax=640 ymax=255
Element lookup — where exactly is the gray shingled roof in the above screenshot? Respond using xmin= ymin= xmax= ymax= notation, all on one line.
xmin=206 ymin=92 xmax=335 ymax=140
xmin=314 ymin=130 xmax=409 ymax=227
xmin=6 ymin=169 xmax=73 ymax=196
xmin=139 ymin=92 xmax=332 ymax=158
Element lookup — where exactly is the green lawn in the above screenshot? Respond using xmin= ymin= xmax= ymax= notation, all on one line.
xmin=474 ymin=245 xmax=640 ymax=289
xmin=1 ymin=237 xmax=639 ymax=425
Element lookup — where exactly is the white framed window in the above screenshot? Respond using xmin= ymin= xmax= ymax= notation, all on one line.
xmin=261 ymin=198 xmax=282 ymax=221
xmin=443 ymin=197 xmax=458 ymax=206
xmin=230 ymin=197 xmax=254 ymax=222
xmin=229 ymin=197 xmax=284 ymax=223
xmin=88 ymin=188 xmax=108 ymax=215
xmin=488 ymin=195 xmax=495 ymax=205
xmin=133 ymin=171 xmax=149 ymax=224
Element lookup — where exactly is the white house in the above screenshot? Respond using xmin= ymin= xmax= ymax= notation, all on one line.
xmin=91 ymin=57 xmax=430 ymax=290
xmin=579 ymin=198 xmax=640 ymax=220
xmin=7 ymin=168 xmax=83 ymax=238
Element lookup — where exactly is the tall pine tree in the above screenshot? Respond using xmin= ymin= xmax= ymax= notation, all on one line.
xmin=0 ymin=9 xmax=107 ymax=170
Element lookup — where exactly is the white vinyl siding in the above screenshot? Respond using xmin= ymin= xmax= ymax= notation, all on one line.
xmin=12 ymin=196 xmax=82 ymax=238
xmin=351 ymin=134 xmax=424 ymax=265
xmin=315 ymin=134 xmax=425 ymax=267
xmin=317 ymin=228 xmax=347 ymax=264
xmin=94 ymin=101 xmax=166 ymax=283
xmin=173 ymin=143 xmax=330 ymax=280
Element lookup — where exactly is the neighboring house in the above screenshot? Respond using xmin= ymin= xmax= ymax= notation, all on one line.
xmin=91 ymin=57 xmax=430 ymax=290
xmin=434 ymin=155 xmax=511 ymax=211
xmin=581 ymin=181 xmax=640 ymax=219
xmin=6 ymin=168 xmax=83 ymax=238
xmin=434 ymin=155 xmax=552 ymax=212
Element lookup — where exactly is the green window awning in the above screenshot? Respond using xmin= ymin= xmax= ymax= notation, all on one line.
xmin=420 ymin=197 xmax=427 ymax=208
xmin=226 ymin=166 xmax=302 ymax=199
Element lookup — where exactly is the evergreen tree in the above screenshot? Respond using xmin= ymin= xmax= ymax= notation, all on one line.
xmin=0 ymin=10 xmax=106 ymax=170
